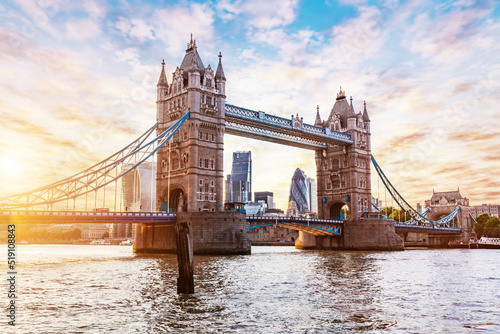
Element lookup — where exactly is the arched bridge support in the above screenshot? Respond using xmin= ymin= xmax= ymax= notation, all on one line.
xmin=295 ymin=220 xmax=403 ymax=251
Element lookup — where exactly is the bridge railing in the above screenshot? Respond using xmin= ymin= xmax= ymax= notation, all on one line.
xmin=225 ymin=104 xmax=352 ymax=144
xmin=0 ymin=210 xmax=176 ymax=218
xmin=246 ymin=215 xmax=343 ymax=224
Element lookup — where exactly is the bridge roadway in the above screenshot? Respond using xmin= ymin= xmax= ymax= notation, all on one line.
xmin=0 ymin=211 xmax=462 ymax=235
xmin=0 ymin=210 xmax=176 ymax=225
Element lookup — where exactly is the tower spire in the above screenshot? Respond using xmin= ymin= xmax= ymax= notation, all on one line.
xmin=314 ymin=105 xmax=322 ymax=126
xmin=157 ymin=59 xmax=168 ymax=86
xmin=362 ymin=100 xmax=370 ymax=122
xmin=348 ymin=96 xmax=355 ymax=116
xmin=215 ymin=51 xmax=226 ymax=80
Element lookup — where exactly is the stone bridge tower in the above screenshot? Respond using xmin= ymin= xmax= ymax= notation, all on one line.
xmin=155 ymin=36 xmax=226 ymax=213
xmin=425 ymin=189 xmax=474 ymax=241
xmin=296 ymin=88 xmax=403 ymax=250
xmin=134 ymin=37 xmax=250 ymax=255
xmin=314 ymin=88 xmax=372 ymax=221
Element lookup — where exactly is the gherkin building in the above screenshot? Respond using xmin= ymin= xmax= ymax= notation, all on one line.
xmin=289 ymin=168 xmax=309 ymax=213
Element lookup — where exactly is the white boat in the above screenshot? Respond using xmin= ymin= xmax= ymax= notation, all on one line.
xmin=120 ymin=240 xmax=133 ymax=245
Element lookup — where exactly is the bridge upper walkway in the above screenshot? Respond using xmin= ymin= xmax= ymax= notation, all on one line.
xmin=225 ymin=104 xmax=353 ymax=150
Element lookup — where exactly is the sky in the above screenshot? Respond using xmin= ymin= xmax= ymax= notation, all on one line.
xmin=0 ymin=0 xmax=499 ymax=211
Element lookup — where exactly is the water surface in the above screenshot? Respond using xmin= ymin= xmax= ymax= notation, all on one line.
xmin=1 ymin=245 xmax=499 ymax=333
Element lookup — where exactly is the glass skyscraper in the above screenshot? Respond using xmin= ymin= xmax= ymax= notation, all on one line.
xmin=110 ymin=162 xmax=156 ymax=238
xmin=225 ymin=151 xmax=252 ymax=203
xmin=289 ymin=168 xmax=317 ymax=214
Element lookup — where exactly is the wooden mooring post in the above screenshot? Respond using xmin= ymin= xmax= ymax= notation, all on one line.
xmin=175 ymin=221 xmax=194 ymax=294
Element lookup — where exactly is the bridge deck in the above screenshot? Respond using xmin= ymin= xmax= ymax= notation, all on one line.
xmin=0 ymin=211 xmax=463 ymax=236
xmin=0 ymin=211 xmax=176 ymax=224
xmin=225 ymin=104 xmax=353 ymax=150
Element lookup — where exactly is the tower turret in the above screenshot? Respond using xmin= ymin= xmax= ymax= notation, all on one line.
xmin=215 ymin=52 xmax=226 ymax=95
xmin=156 ymin=60 xmax=168 ymax=124
xmin=314 ymin=105 xmax=322 ymax=127
xmin=157 ymin=59 xmax=168 ymax=100
xmin=347 ymin=96 xmax=357 ymax=130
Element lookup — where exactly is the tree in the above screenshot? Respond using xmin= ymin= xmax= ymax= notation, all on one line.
xmin=473 ymin=213 xmax=490 ymax=238
xmin=484 ymin=216 xmax=500 ymax=237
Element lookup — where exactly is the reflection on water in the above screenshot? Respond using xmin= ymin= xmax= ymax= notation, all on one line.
xmin=1 ymin=245 xmax=499 ymax=333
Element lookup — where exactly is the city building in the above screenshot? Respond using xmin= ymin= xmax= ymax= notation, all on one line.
xmin=225 ymin=151 xmax=252 ymax=203
xmin=470 ymin=204 xmax=500 ymax=218
xmin=224 ymin=174 xmax=233 ymax=204
xmin=308 ymin=178 xmax=317 ymax=213
xmin=288 ymin=168 xmax=317 ymax=214
xmin=245 ymin=202 xmax=267 ymax=216
xmin=287 ymin=200 xmax=299 ymax=217
xmin=416 ymin=203 xmax=422 ymax=214
xmin=254 ymin=191 xmax=274 ymax=209
xmin=372 ymin=197 xmax=383 ymax=209
xmin=110 ymin=162 xmax=156 ymax=239
xmin=82 ymin=224 xmax=110 ymax=239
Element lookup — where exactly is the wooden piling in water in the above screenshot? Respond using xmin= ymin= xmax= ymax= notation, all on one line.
xmin=175 ymin=221 xmax=194 ymax=294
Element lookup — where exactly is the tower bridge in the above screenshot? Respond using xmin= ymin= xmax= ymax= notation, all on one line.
xmin=0 ymin=37 xmax=473 ymax=252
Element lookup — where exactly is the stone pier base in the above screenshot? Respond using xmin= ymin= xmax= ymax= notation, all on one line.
xmin=133 ymin=211 xmax=251 ymax=255
xmin=295 ymin=219 xmax=404 ymax=251
xmin=397 ymin=231 xmax=464 ymax=248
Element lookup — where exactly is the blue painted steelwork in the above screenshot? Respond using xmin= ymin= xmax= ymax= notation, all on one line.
xmin=0 ymin=111 xmax=190 ymax=209
xmin=371 ymin=155 xmax=460 ymax=228
xmin=394 ymin=223 xmax=462 ymax=234
xmin=247 ymin=216 xmax=342 ymax=236
xmin=225 ymin=104 xmax=353 ymax=150
xmin=371 ymin=203 xmax=430 ymax=224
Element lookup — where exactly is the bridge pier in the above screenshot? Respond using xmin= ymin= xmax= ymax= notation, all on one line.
xmin=397 ymin=231 xmax=465 ymax=248
xmin=295 ymin=219 xmax=403 ymax=251
xmin=133 ymin=211 xmax=251 ymax=255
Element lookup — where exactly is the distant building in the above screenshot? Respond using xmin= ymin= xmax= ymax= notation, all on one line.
xmin=287 ymin=200 xmax=299 ymax=217
xmin=245 ymin=202 xmax=267 ymax=216
xmin=225 ymin=174 xmax=232 ymax=204
xmin=372 ymin=197 xmax=383 ymax=209
xmin=254 ymin=191 xmax=274 ymax=209
xmin=289 ymin=168 xmax=316 ymax=214
xmin=416 ymin=203 xmax=422 ymax=214
xmin=110 ymin=162 xmax=156 ymax=239
xmin=225 ymin=151 xmax=252 ymax=203
xmin=470 ymin=204 xmax=499 ymax=218
xmin=425 ymin=190 xmax=469 ymax=208
xmin=308 ymin=178 xmax=317 ymax=213
xmin=82 ymin=224 xmax=109 ymax=239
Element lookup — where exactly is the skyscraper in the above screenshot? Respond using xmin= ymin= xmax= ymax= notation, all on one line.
xmin=289 ymin=168 xmax=317 ymax=214
xmin=110 ymin=162 xmax=156 ymax=238
xmin=254 ymin=191 xmax=274 ymax=209
xmin=225 ymin=151 xmax=252 ymax=203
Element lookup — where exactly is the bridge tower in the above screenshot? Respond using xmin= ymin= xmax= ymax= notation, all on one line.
xmin=134 ymin=37 xmax=250 ymax=254
xmin=297 ymin=88 xmax=403 ymax=250
xmin=425 ymin=189 xmax=474 ymax=243
xmin=315 ymin=88 xmax=372 ymax=221
xmin=155 ymin=36 xmax=225 ymax=213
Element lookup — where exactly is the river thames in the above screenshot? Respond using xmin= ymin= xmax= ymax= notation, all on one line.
xmin=2 ymin=245 xmax=499 ymax=333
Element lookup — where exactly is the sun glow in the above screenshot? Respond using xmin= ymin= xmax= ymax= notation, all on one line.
xmin=1 ymin=157 xmax=19 ymax=175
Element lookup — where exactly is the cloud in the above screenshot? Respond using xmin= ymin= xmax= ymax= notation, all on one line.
xmin=153 ymin=3 xmax=216 ymax=57
xmin=242 ymin=0 xmax=299 ymax=29
xmin=65 ymin=18 xmax=101 ymax=40
xmin=115 ymin=17 xmax=155 ymax=43
xmin=216 ymin=0 xmax=299 ymax=29
xmin=402 ymin=5 xmax=493 ymax=63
